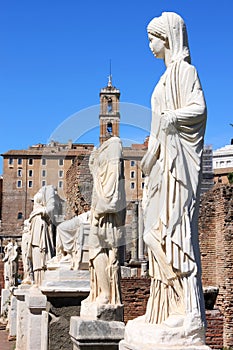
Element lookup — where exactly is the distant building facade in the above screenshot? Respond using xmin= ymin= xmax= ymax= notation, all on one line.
xmin=201 ymin=145 xmax=214 ymax=194
xmin=1 ymin=141 xmax=93 ymax=238
xmin=213 ymin=143 xmax=233 ymax=184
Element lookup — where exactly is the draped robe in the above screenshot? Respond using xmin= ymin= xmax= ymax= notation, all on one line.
xmin=141 ymin=59 xmax=207 ymax=324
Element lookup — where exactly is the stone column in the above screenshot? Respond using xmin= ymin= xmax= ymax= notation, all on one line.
xmin=131 ymin=201 xmax=138 ymax=261
xmin=138 ymin=200 xmax=144 ymax=261
xmin=25 ymin=287 xmax=47 ymax=350
xmin=14 ymin=285 xmax=31 ymax=350
xmin=8 ymin=294 xmax=17 ymax=339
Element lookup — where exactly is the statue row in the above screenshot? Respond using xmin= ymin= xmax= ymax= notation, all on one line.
xmin=2 ymin=12 xmax=207 ymax=336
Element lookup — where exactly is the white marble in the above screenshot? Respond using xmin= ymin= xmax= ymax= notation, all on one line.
xmin=2 ymin=240 xmax=19 ymax=288
xmin=0 ymin=288 xmax=11 ymax=317
xmin=40 ymin=269 xmax=90 ymax=293
xmin=8 ymin=295 xmax=17 ymax=337
xmin=47 ymin=212 xmax=90 ymax=270
xmin=27 ymin=185 xmax=58 ymax=286
xmin=84 ymin=136 xmax=126 ymax=307
xmin=120 ymin=315 xmax=211 ymax=350
xmin=14 ymin=285 xmax=31 ymax=350
xmin=70 ymin=317 xmax=125 ymax=350
xmin=25 ymin=287 xmax=47 ymax=350
xmin=121 ymin=11 xmax=209 ymax=349
xmin=21 ymin=220 xmax=33 ymax=284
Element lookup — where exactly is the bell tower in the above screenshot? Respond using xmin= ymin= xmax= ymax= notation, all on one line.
xmin=99 ymin=75 xmax=120 ymax=145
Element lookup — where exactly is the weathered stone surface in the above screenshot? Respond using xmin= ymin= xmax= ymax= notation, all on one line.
xmin=14 ymin=285 xmax=31 ymax=350
xmin=70 ymin=317 xmax=125 ymax=340
xmin=120 ymin=343 xmax=211 ymax=350
xmin=8 ymin=295 xmax=17 ymax=337
xmin=70 ymin=317 xmax=125 ymax=350
xmin=119 ymin=315 xmax=211 ymax=350
xmin=47 ymin=295 xmax=86 ymax=350
xmin=80 ymin=302 xmax=124 ymax=322
xmin=1 ymin=288 xmax=11 ymax=316
xmin=199 ymin=184 xmax=233 ymax=348
xmin=40 ymin=269 xmax=90 ymax=293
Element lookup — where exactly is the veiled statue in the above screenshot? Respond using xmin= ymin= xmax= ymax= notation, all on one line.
xmin=140 ymin=12 xmax=207 ymax=329
xmin=2 ymin=240 xmax=19 ymax=289
xmin=21 ymin=219 xmax=33 ymax=284
xmin=27 ymin=185 xmax=57 ymax=285
xmin=86 ymin=136 xmax=126 ymax=305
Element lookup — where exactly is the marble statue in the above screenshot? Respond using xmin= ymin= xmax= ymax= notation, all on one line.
xmin=2 ymin=240 xmax=19 ymax=289
xmin=120 ymin=12 xmax=210 ymax=350
xmin=21 ymin=220 xmax=33 ymax=284
xmin=86 ymin=136 xmax=126 ymax=305
xmin=27 ymin=185 xmax=57 ymax=286
xmin=47 ymin=210 xmax=90 ymax=269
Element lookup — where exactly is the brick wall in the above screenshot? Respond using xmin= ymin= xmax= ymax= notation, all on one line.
xmin=121 ymin=277 xmax=151 ymax=323
xmin=65 ymin=155 xmax=92 ymax=218
xmin=199 ymin=184 xmax=233 ymax=348
xmin=205 ymin=309 xmax=224 ymax=350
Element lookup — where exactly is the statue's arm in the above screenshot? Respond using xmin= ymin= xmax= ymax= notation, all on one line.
xmin=173 ymin=63 xmax=207 ymax=127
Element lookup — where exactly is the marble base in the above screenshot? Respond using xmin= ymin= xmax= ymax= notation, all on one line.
xmin=119 ymin=315 xmax=211 ymax=350
xmin=40 ymin=269 xmax=90 ymax=294
xmin=80 ymin=301 xmax=124 ymax=322
xmin=70 ymin=316 xmax=125 ymax=350
xmin=8 ymin=295 xmax=17 ymax=337
xmin=1 ymin=288 xmax=11 ymax=316
xmin=119 ymin=342 xmax=211 ymax=350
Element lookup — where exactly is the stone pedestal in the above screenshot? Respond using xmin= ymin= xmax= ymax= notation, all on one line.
xmin=14 ymin=285 xmax=47 ymax=350
xmin=70 ymin=317 xmax=125 ymax=350
xmin=119 ymin=315 xmax=212 ymax=350
xmin=70 ymin=302 xmax=125 ymax=350
xmin=40 ymin=269 xmax=90 ymax=294
xmin=25 ymin=287 xmax=47 ymax=350
xmin=1 ymin=288 xmax=11 ymax=316
xmin=8 ymin=295 xmax=17 ymax=338
xmin=40 ymin=268 xmax=90 ymax=350
xmin=14 ymin=285 xmax=31 ymax=350
xmin=80 ymin=301 xmax=124 ymax=322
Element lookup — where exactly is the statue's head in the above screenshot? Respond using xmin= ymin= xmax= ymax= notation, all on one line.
xmin=147 ymin=12 xmax=190 ymax=63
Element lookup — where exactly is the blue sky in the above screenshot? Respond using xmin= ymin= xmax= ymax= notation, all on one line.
xmin=1 ymin=0 xmax=233 ymax=173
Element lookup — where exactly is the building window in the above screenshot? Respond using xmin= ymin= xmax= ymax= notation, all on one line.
xmin=130 ymin=160 xmax=135 ymax=167
xmin=58 ymin=159 xmax=64 ymax=166
xmin=17 ymin=212 xmax=23 ymax=220
xmin=18 ymin=158 xmax=22 ymax=165
xmin=59 ymin=170 xmax=64 ymax=178
xmin=28 ymin=158 xmax=33 ymax=165
xmin=107 ymin=122 xmax=112 ymax=134
xmin=42 ymin=180 xmax=46 ymax=187
xmin=41 ymin=158 xmax=47 ymax=166
xmin=28 ymin=180 xmax=33 ymax=188
xmin=17 ymin=180 xmax=22 ymax=188
xmin=130 ymin=171 xmax=135 ymax=179
xmin=8 ymin=158 xmax=14 ymax=166
xmin=28 ymin=170 xmax=33 ymax=177
xmin=42 ymin=170 xmax=46 ymax=177
xmin=130 ymin=182 xmax=135 ymax=189
xmin=58 ymin=180 xmax=63 ymax=188
xmin=141 ymin=172 xmax=145 ymax=178
xmin=141 ymin=182 xmax=145 ymax=189
xmin=17 ymin=169 xmax=22 ymax=177
xmin=107 ymin=98 xmax=112 ymax=113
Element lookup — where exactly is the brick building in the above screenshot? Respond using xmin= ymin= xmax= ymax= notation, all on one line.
xmin=0 ymin=141 xmax=93 ymax=238
xmin=199 ymin=184 xmax=233 ymax=349
xmin=0 ymin=176 xmax=2 ymax=221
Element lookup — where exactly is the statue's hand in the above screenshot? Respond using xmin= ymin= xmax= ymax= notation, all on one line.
xmin=161 ymin=110 xmax=177 ymax=133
